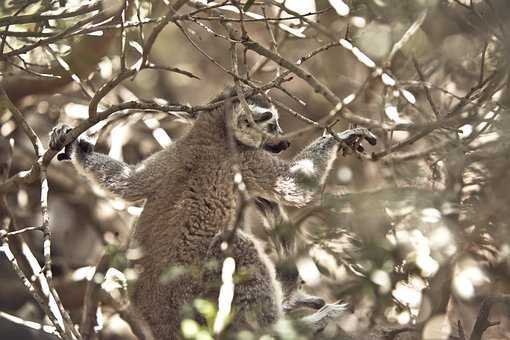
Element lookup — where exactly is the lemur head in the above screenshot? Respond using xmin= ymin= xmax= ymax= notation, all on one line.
xmin=231 ymin=93 xmax=286 ymax=150
xmin=209 ymin=87 xmax=290 ymax=153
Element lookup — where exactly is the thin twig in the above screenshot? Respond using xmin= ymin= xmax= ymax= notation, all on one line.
xmin=0 ymin=2 xmax=101 ymax=27
xmin=80 ymin=252 xmax=113 ymax=340
xmin=140 ymin=0 xmax=190 ymax=66
xmin=0 ymin=85 xmax=80 ymax=340
xmin=413 ymin=57 xmax=440 ymax=117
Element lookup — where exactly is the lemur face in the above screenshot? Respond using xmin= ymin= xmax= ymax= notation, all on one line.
xmin=232 ymin=95 xmax=289 ymax=153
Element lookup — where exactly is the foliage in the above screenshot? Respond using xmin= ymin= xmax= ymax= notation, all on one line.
xmin=0 ymin=0 xmax=510 ymax=339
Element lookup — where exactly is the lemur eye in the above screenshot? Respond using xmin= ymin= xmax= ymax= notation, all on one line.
xmin=268 ymin=123 xmax=278 ymax=134
xmin=254 ymin=111 xmax=273 ymax=123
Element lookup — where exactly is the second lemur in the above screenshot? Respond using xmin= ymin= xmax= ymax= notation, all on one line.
xmin=50 ymin=88 xmax=376 ymax=339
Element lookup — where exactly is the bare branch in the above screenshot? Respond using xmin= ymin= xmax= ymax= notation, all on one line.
xmin=0 ymin=2 xmax=101 ymax=27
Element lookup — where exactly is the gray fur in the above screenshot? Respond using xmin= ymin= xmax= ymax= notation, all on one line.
xmin=50 ymin=95 xmax=372 ymax=338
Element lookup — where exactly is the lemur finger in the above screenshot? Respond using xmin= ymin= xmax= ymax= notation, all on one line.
xmin=362 ymin=130 xmax=377 ymax=145
xmin=336 ymin=128 xmax=377 ymax=146
xmin=50 ymin=124 xmax=76 ymax=162
xmin=353 ymin=127 xmax=377 ymax=145
xmin=55 ymin=143 xmax=74 ymax=162
xmin=337 ymin=128 xmax=365 ymax=142
xmin=49 ymin=124 xmax=73 ymax=150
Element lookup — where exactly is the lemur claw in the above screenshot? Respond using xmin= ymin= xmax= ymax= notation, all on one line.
xmin=49 ymin=124 xmax=73 ymax=161
xmin=335 ymin=127 xmax=376 ymax=157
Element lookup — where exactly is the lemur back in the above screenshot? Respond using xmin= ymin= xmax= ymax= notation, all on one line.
xmin=50 ymin=89 xmax=375 ymax=339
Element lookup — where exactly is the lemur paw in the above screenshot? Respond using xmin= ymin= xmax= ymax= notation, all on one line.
xmin=300 ymin=299 xmax=352 ymax=333
xmin=49 ymin=124 xmax=73 ymax=161
xmin=335 ymin=127 xmax=377 ymax=155
xmin=49 ymin=124 xmax=72 ymax=150
xmin=336 ymin=127 xmax=377 ymax=145
xmin=283 ymin=291 xmax=326 ymax=312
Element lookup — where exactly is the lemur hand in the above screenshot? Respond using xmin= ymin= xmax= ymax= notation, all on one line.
xmin=335 ymin=127 xmax=377 ymax=155
xmin=49 ymin=124 xmax=74 ymax=161
xmin=50 ymin=124 xmax=93 ymax=161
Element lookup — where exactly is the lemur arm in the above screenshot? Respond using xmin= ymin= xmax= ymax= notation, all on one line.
xmin=242 ymin=135 xmax=339 ymax=207
xmin=49 ymin=125 xmax=176 ymax=202
xmin=73 ymin=141 xmax=175 ymax=201
xmin=242 ymin=128 xmax=376 ymax=207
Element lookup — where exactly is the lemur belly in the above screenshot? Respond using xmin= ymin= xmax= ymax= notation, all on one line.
xmin=130 ymin=163 xmax=284 ymax=337
xmin=131 ymin=165 xmax=241 ymax=333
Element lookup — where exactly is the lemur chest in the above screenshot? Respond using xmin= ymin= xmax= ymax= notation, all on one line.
xmin=138 ymin=164 xmax=240 ymax=259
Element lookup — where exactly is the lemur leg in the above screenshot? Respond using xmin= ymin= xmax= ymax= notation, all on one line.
xmin=205 ymin=228 xmax=350 ymax=335
xmin=49 ymin=124 xmax=174 ymax=202
xmin=248 ymin=199 xmax=327 ymax=312
xmin=203 ymin=231 xmax=282 ymax=332
xmin=242 ymin=128 xmax=377 ymax=207
xmin=204 ymin=233 xmax=349 ymax=335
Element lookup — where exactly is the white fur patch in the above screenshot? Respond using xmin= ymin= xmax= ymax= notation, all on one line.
xmin=296 ymin=257 xmax=321 ymax=286
xmin=248 ymin=104 xmax=280 ymax=131
xmin=275 ymin=176 xmax=313 ymax=207
xmin=319 ymin=144 xmax=339 ymax=184
xmin=290 ymin=159 xmax=315 ymax=177
xmin=249 ymin=104 xmax=278 ymax=120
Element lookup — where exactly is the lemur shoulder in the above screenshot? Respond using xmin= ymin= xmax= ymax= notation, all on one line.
xmin=50 ymin=88 xmax=376 ymax=339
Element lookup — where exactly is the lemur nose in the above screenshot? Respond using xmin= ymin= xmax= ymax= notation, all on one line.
xmin=254 ymin=111 xmax=273 ymax=122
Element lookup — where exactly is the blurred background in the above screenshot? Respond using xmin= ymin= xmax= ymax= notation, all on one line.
xmin=1 ymin=0 xmax=510 ymax=339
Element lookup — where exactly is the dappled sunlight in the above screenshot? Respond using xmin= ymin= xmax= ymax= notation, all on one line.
xmin=1 ymin=0 xmax=510 ymax=339
xmin=213 ymin=257 xmax=236 ymax=334
xmin=453 ymin=259 xmax=489 ymax=300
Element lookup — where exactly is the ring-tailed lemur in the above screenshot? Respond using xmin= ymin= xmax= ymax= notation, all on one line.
xmin=49 ymin=87 xmax=376 ymax=339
